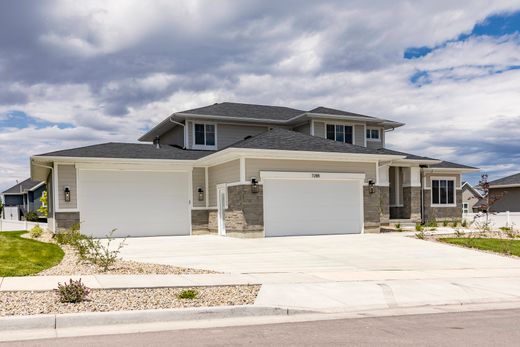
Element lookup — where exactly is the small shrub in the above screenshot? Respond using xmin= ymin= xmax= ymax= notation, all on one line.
xmin=395 ymin=223 xmax=401 ymax=231
xmin=451 ymin=220 xmax=460 ymax=228
xmin=415 ymin=223 xmax=424 ymax=232
xmin=56 ymin=279 xmax=90 ymax=303
xmin=30 ymin=224 xmax=43 ymax=238
xmin=461 ymin=219 xmax=468 ymax=228
xmin=426 ymin=219 xmax=438 ymax=228
xmin=178 ymin=289 xmax=198 ymax=299
xmin=499 ymin=226 xmax=512 ymax=232
xmin=77 ymin=229 xmax=126 ymax=272
xmin=415 ymin=230 xmax=426 ymax=240
xmin=55 ymin=223 xmax=83 ymax=246
xmin=25 ymin=211 xmax=39 ymax=222
xmin=442 ymin=220 xmax=449 ymax=227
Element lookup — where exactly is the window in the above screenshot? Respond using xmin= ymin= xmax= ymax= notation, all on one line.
xmin=431 ymin=179 xmax=455 ymax=206
xmin=326 ymin=124 xmax=353 ymax=144
xmin=366 ymin=128 xmax=380 ymax=140
xmin=462 ymin=202 xmax=469 ymax=214
xmin=194 ymin=123 xmax=216 ymax=148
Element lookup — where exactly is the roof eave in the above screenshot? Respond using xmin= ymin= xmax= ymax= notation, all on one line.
xmin=424 ymin=167 xmax=480 ymax=173
xmin=31 ymin=155 xmax=198 ymax=164
xmin=489 ymin=183 xmax=520 ymax=189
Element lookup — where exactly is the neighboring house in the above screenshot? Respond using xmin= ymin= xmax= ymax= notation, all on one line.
xmin=1 ymin=178 xmax=46 ymax=221
xmin=487 ymin=173 xmax=520 ymax=212
xmin=461 ymin=181 xmax=483 ymax=213
xmin=30 ymin=102 xmax=478 ymax=238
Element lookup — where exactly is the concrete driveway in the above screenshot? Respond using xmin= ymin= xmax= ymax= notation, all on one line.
xmin=118 ymin=233 xmax=520 ymax=274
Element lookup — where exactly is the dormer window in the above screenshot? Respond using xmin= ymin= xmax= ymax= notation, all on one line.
xmin=366 ymin=128 xmax=380 ymax=141
xmin=326 ymin=124 xmax=353 ymax=144
xmin=193 ymin=123 xmax=216 ymax=149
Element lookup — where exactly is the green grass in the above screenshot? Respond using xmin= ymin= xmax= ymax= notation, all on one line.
xmin=439 ymin=237 xmax=520 ymax=257
xmin=0 ymin=231 xmax=64 ymax=277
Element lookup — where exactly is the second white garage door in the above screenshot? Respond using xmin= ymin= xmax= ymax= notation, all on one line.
xmin=262 ymin=172 xmax=364 ymax=237
xmin=78 ymin=170 xmax=190 ymax=238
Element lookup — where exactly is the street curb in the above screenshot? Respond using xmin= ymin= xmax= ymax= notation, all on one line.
xmin=0 ymin=305 xmax=309 ymax=331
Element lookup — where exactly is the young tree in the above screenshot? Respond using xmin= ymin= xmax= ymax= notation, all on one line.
xmin=38 ymin=191 xmax=48 ymax=217
xmin=472 ymin=173 xmax=507 ymax=230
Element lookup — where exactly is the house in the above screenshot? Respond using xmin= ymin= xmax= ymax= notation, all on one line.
xmin=486 ymin=173 xmax=520 ymax=212
xmin=30 ymin=102 xmax=478 ymax=238
xmin=1 ymin=178 xmax=46 ymax=221
xmin=461 ymin=181 xmax=484 ymax=213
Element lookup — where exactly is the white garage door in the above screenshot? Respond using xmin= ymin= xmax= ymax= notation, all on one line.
xmin=262 ymin=172 xmax=364 ymax=237
xmin=78 ymin=170 xmax=190 ymax=238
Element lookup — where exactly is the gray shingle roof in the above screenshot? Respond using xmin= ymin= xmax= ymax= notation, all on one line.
xmin=226 ymin=128 xmax=404 ymax=156
xmin=2 ymin=178 xmax=43 ymax=194
xmin=429 ymin=161 xmax=479 ymax=170
xmin=489 ymin=172 xmax=520 ymax=186
xmin=375 ymin=148 xmax=438 ymax=161
xmin=36 ymin=143 xmax=211 ymax=160
xmin=308 ymin=106 xmax=376 ymax=119
xmin=178 ymin=102 xmax=305 ymax=121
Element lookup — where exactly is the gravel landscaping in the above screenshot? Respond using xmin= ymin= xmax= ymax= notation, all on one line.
xmin=24 ymin=231 xmax=216 ymax=276
xmin=0 ymin=285 xmax=260 ymax=316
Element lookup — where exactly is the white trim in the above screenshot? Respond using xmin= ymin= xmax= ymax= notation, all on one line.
xmin=310 ymin=119 xmax=315 ymax=136
xmin=204 ymin=167 xmax=209 ymax=208
xmin=191 ymin=122 xmax=218 ymax=150
xmin=366 ymin=127 xmax=382 ymax=142
xmin=489 ymin=184 xmax=520 ymax=189
xmin=363 ymin=124 xmax=367 ymax=147
xmin=260 ymin=171 xmax=365 ymax=181
xmin=183 ymin=121 xmax=188 ymax=149
xmin=324 ymin=122 xmax=356 ymax=144
xmin=430 ymin=177 xmax=457 ymax=207
xmin=188 ymin=167 xmax=193 ymax=236
xmin=239 ymin=157 xmax=246 ymax=184
xmin=33 ymin=156 xmax=197 ymax=165
xmin=216 ymin=184 xmax=227 ymax=236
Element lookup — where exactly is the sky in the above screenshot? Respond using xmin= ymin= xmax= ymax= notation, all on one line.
xmin=1 ymin=0 xmax=520 ymax=191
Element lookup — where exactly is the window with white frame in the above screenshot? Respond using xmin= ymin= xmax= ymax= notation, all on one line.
xmin=193 ymin=123 xmax=216 ymax=148
xmin=431 ymin=179 xmax=455 ymax=205
xmin=326 ymin=124 xmax=353 ymax=144
xmin=462 ymin=202 xmax=469 ymax=214
xmin=366 ymin=128 xmax=380 ymax=140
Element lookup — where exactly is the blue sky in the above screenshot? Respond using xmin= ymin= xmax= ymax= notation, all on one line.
xmin=0 ymin=1 xmax=520 ymax=191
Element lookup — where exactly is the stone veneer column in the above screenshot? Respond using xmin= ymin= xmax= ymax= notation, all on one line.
xmin=217 ymin=185 xmax=264 ymax=237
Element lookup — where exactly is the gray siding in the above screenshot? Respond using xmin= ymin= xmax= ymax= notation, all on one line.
xmin=293 ymin=122 xmax=311 ymax=135
xmin=57 ymin=164 xmax=77 ymax=209
xmin=161 ymin=125 xmax=184 ymax=147
xmin=354 ymin=124 xmax=364 ymax=146
xmin=246 ymin=159 xmax=376 ymax=183
xmin=208 ymin=160 xmax=240 ymax=206
xmin=192 ymin=167 xmax=206 ymax=207
xmin=217 ymin=123 xmax=268 ymax=148
xmin=366 ymin=126 xmax=384 ymax=149
xmin=314 ymin=121 xmax=325 ymax=137
xmin=489 ymin=187 xmax=520 ymax=212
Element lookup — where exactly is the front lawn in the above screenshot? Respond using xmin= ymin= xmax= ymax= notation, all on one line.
xmin=0 ymin=231 xmax=64 ymax=277
xmin=439 ymin=237 xmax=520 ymax=257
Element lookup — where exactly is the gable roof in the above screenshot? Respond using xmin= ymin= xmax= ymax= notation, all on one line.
xmin=35 ymin=143 xmax=211 ymax=161
xmin=488 ymin=172 xmax=520 ymax=187
xmin=2 ymin=178 xmax=44 ymax=195
xmin=462 ymin=181 xmax=484 ymax=198
xmin=308 ymin=107 xmax=376 ymax=119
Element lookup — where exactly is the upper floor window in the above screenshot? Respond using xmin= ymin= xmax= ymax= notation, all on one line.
xmin=431 ymin=179 xmax=455 ymax=206
xmin=366 ymin=128 xmax=380 ymax=140
xmin=193 ymin=123 xmax=216 ymax=149
xmin=326 ymin=124 xmax=353 ymax=144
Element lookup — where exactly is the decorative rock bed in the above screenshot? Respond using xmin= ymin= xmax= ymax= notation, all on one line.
xmin=0 ymin=285 xmax=260 ymax=316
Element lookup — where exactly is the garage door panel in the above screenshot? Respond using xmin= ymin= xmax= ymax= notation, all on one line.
xmin=79 ymin=170 xmax=190 ymax=238
xmin=263 ymin=178 xmax=363 ymax=237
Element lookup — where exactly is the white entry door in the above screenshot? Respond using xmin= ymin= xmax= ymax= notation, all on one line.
xmin=262 ymin=172 xmax=365 ymax=237
xmin=78 ymin=170 xmax=191 ymax=238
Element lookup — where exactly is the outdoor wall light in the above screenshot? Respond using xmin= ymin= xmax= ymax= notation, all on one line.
xmin=197 ymin=187 xmax=204 ymax=201
xmin=64 ymin=186 xmax=71 ymax=202
xmin=251 ymin=177 xmax=259 ymax=194
xmin=368 ymin=180 xmax=375 ymax=194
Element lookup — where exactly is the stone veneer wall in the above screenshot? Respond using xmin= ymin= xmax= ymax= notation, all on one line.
xmin=389 ymin=187 xmax=421 ymax=222
xmin=55 ymin=212 xmax=80 ymax=231
xmin=423 ymin=189 xmax=463 ymax=222
xmin=192 ymin=209 xmax=210 ymax=233
xmin=363 ymin=186 xmax=389 ymax=232
xmin=207 ymin=184 xmax=264 ymax=236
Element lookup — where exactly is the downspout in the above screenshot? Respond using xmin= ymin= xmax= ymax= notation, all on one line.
xmin=169 ymin=115 xmax=186 ymax=149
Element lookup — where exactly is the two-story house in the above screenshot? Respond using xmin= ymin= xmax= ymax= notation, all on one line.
xmin=30 ymin=102 xmax=478 ymax=237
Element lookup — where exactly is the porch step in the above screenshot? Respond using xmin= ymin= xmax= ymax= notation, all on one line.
xmin=389 ymin=219 xmax=417 ymax=228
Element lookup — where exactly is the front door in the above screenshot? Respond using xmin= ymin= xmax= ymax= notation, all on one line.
xmin=217 ymin=186 xmax=227 ymax=236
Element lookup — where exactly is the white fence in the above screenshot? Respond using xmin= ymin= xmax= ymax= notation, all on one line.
xmin=463 ymin=212 xmax=520 ymax=229
xmin=1 ymin=206 xmax=20 ymax=221
xmin=0 ymin=219 xmax=48 ymax=232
